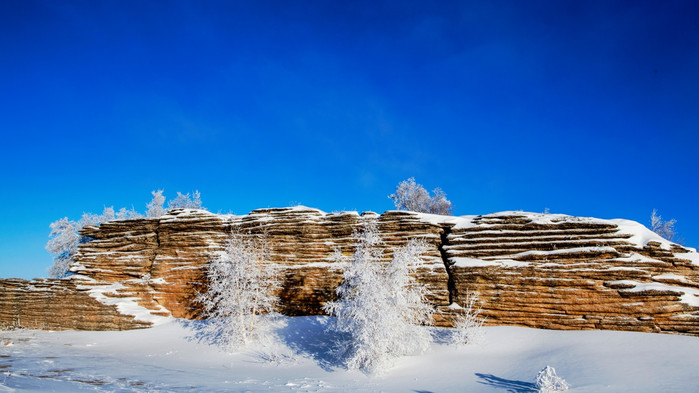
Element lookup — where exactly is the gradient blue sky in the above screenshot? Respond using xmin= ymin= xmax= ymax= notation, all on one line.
xmin=1 ymin=0 xmax=698 ymax=279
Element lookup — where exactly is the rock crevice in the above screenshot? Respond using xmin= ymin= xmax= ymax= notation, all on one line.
xmin=437 ymin=223 xmax=457 ymax=305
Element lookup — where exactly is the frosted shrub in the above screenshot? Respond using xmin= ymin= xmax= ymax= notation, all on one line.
xmin=168 ymin=190 xmax=203 ymax=210
xmin=535 ymin=366 xmax=569 ymax=392
xmin=450 ymin=293 xmax=485 ymax=346
xmin=116 ymin=207 xmax=142 ymax=220
xmin=197 ymin=232 xmax=279 ymax=352
xmin=650 ymin=209 xmax=677 ymax=242
xmin=324 ymin=220 xmax=434 ymax=374
xmin=146 ymin=190 xmax=166 ymax=218
xmin=389 ymin=177 xmax=452 ymax=215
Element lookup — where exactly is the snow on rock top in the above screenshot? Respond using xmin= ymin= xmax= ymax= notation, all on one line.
xmin=608 ymin=218 xmax=677 ymax=250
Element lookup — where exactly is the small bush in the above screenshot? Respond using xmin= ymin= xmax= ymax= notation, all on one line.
xmin=449 ymin=293 xmax=485 ymax=346
xmin=535 ymin=365 xmax=569 ymax=392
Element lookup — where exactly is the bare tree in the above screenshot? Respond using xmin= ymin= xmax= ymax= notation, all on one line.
xmin=650 ymin=209 xmax=677 ymax=242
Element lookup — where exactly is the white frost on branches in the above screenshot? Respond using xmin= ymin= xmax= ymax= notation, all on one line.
xmin=650 ymin=209 xmax=677 ymax=242
xmin=389 ymin=177 xmax=453 ymax=215
xmin=146 ymin=190 xmax=166 ymax=218
xmin=147 ymin=189 xmax=205 ymax=217
xmin=46 ymin=218 xmax=81 ymax=278
xmin=168 ymin=190 xmax=203 ymax=210
xmin=535 ymin=366 xmax=569 ymax=392
xmin=196 ymin=232 xmax=280 ymax=352
xmin=324 ymin=220 xmax=434 ymax=374
xmin=116 ymin=206 xmax=142 ymax=220
xmin=449 ymin=292 xmax=485 ymax=346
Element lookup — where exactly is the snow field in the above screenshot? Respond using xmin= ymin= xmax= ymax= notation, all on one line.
xmin=1 ymin=316 xmax=698 ymax=393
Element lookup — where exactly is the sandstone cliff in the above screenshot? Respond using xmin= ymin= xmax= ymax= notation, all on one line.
xmin=1 ymin=207 xmax=697 ymax=335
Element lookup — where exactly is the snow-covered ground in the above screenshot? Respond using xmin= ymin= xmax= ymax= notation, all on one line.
xmin=1 ymin=316 xmax=698 ymax=392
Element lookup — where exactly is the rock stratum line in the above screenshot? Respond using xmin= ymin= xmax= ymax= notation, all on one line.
xmin=2 ymin=207 xmax=697 ymax=335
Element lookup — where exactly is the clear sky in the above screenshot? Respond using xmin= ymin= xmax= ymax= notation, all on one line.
xmin=1 ymin=0 xmax=698 ymax=279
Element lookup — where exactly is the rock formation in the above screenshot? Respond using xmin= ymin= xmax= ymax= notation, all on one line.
xmin=0 ymin=279 xmax=151 ymax=330
xmin=1 ymin=207 xmax=697 ymax=335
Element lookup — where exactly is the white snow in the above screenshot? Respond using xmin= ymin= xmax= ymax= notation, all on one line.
xmin=607 ymin=218 xmax=675 ymax=250
xmin=675 ymin=251 xmax=699 ymax=266
xmin=410 ymin=211 xmax=478 ymax=229
xmin=452 ymin=257 xmax=530 ymax=268
xmin=1 ymin=316 xmax=698 ymax=392
xmin=652 ymin=273 xmax=689 ymax=283
xmin=607 ymin=280 xmax=699 ymax=307
xmin=504 ymin=246 xmax=619 ymax=259
xmin=74 ymin=279 xmax=171 ymax=325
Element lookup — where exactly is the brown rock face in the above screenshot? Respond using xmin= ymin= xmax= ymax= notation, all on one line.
xmin=1 ymin=207 xmax=697 ymax=335
xmin=0 ymin=279 xmax=151 ymax=330
xmin=75 ymin=208 xmax=450 ymax=320
xmin=442 ymin=213 xmax=699 ymax=335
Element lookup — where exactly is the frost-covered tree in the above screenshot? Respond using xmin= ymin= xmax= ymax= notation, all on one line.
xmin=535 ymin=366 xmax=569 ymax=392
xmin=650 ymin=209 xmax=677 ymax=242
xmin=46 ymin=218 xmax=81 ymax=278
xmin=168 ymin=190 xmax=203 ymax=210
xmin=449 ymin=292 xmax=485 ymax=346
xmin=196 ymin=231 xmax=279 ymax=352
xmin=389 ymin=177 xmax=453 ymax=215
xmin=146 ymin=190 xmax=166 ymax=218
xmin=79 ymin=206 xmax=115 ymax=226
xmin=324 ymin=220 xmax=434 ymax=374
xmin=46 ymin=206 xmax=119 ymax=278
xmin=116 ymin=207 xmax=142 ymax=220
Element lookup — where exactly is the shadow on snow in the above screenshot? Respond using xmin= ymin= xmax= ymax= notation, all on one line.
xmin=475 ymin=373 xmax=537 ymax=393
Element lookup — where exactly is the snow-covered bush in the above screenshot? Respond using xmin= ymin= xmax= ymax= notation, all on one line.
xmin=146 ymin=190 xmax=166 ymax=218
xmin=168 ymin=190 xmax=203 ymax=210
xmin=535 ymin=366 xmax=569 ymax=392
xmin=146 ymin=189 xmax=205 ymax=217
xmin=324 ymin=220 xmax=434 ymax=374
xmin=389 ymin=177 xmax=453 ymax=215
xmin=450 ymin=292 xmax=485 ymax=346
xmin=650 ymin=209 xmax=677 ymax=242
xmin=196 ymin=231 xmax=280 ymax=352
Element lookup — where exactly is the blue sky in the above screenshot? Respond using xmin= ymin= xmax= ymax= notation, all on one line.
xmin=1 ymin=0 xmax=698 ymax=279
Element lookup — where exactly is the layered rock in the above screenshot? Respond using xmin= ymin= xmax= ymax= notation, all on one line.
xmin=74 ymin=207 xmax=450 ymax=321
xmin=0 ymin=278 xmax=151 ymax=330
xmin=441 ymin=212 xmax=699 ymax=335
xmin=1 ymin=207 xmax=697 ymax=335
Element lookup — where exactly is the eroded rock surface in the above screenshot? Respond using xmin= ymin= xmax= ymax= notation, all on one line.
xmin=0 ymin=279 xmax=151 ymax=330
xmin=441 ymin=212 xmax=699 ymax=335
xmin=1 ymin=207 xmax=697 ymax=334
